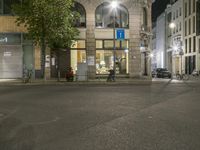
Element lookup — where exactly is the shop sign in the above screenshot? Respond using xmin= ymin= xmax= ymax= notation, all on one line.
xmin=0 ymin=37 xmax=8 ymax=43
xmin=116 ymin=29 xmax=125 ymax=40
xmin=87 ymin=56 xmax=95 ymax=66
xmin=4 ymin=51 xmax=12 ymax=57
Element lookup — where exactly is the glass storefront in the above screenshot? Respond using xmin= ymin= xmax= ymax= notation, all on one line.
xmin=71 ymin=40 xmax=86 ymax=73
xmin=96 ymin=40 xmax=129 ymax=74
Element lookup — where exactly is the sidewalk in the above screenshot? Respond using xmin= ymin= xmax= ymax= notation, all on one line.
xmin=0 ymin=77 xmax=198 ymax=86
xmin=0 ymin=78 xmax=152 ymax=86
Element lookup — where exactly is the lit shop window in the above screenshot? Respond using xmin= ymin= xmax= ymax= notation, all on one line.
xmin=95 ymin=40 xmax=129 ymax=74
xmin=71 ymin=40 xmax=86 ymax=72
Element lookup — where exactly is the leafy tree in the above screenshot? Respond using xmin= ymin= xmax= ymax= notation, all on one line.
xmin=13 ymin=0 xmax=79 ymax=79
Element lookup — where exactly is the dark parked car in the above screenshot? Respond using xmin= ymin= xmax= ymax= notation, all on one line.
xmin=152 ymin=68 xmax=172 ymax=78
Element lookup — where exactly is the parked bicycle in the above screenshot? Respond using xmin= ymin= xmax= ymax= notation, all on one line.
xmin=189 ymin=70 xmax=200 ymax=80
xmin=176 ymin=71 xmax=189 ymax=80
xmin=23 ymin=66 xmax=33 ymax=83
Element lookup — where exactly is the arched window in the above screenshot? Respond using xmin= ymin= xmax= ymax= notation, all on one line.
xmin=72 ymin=2 xmax=86 ymax=28
xmin=95 ymin=2 xmax=129 ymax=28
xmin=143 ymin=8 xmax=148 ymax=27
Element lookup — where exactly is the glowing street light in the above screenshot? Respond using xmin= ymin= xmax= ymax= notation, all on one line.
xmin=111 ymin=1 xmax=118 ymax=9
xmin=173 ymin=45 xmax=178 ymax=51
xmin=150 ymin=53 xmax=154 ymax=58
xmin=169 ymin=22 xmax=176 ymax=29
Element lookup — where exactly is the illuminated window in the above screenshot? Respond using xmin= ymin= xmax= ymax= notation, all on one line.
xmin=95 ymin=40 xmax=129 ymax=74
xmin=71 ymin=40 xmax=86 ymax=72
xmin=95 ymin=2 xmax=129 ymax=28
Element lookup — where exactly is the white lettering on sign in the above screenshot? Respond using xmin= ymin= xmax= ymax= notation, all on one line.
xmin=4 ymin=52 xmax=12 ymax=57
xmin=0 ymin=37 xmax=8 ymax=43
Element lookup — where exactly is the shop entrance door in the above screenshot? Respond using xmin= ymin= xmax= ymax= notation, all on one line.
xmin=0 ymin=45 xmax=23 ymax=78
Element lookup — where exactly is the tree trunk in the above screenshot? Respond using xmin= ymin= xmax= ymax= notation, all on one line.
xmin=41 ymin=37 xmax=46 ymax=80
xmin=56 ymin=50 xmax=61 ymax=81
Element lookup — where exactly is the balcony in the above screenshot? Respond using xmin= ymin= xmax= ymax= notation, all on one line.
xmin=140 ymin=25 xmax=152 ymax=38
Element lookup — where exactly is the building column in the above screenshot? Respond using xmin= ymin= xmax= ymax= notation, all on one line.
xmin=128 ymin=7 xmax=142 ymax=78
xmin=86 ymin=9 xmax=96 ymax=79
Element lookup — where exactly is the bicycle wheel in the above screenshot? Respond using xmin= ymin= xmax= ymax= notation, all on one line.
xmin=183 ymin=74 xmax=189 ymax=80
xmin=176 ymin=74 xmax=181 ymax=80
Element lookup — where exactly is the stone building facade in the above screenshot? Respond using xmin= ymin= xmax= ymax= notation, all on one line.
xmin=0 ymin=0 xmax=152 ymax=80
xmin=65 ymin=0 xmax=152 ymax=79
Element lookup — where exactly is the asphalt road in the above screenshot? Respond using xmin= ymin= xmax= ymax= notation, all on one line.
xmin=0 ymin=82 xmax=200 ymax=150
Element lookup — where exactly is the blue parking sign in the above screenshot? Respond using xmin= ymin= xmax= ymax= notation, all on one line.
xmin=116 ymin=29 xmax=125 ymax=40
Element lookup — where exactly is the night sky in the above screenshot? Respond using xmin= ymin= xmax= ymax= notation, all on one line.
xmin=152 ymin=0 xmax=170 ymax=23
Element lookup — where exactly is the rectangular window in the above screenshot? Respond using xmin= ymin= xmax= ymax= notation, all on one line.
xmin=197 ymin=0 xmax=200 ymax=35
xmin=179 ymin=22 xmax=181 ymax=31
xmin=185 ymin=21 xmax=187 ymax=36
xmin=96 ymin=40 xmax=129 ymax=74
xmin=96 ymin=50 xmax=128 ymax=74
xmin=96 ymin=40 xmax=128 ymax=50
xmin=193 ymin=36 xmax=196 ymax=52
xmin=96 ymin=40 xmax=103 ymax=49
xmin=189 ymin=0 xmax=191 ymax=15
xmin=104 ymin=40 xmax=120 ymax=49
xmin=176 ymin=10 xmax=178 ymax=18
xmin=185 ymin=2 xmax=187 ymax=18
xmin=189 ymin=38 xmax=191 ymax=53
xmin=71 ymin=50 xmax=86 ymax=72
xmin=0 ymin=0 xmax=21 ymax=15
xmin=70 ymin=40 xmax=86 ymax=72
xmin=0 ymin=0 xmax=3 ymax=14
xmin=193 ymin=16 xmax=195 ymax=33
xmin=193 ymin=0 xmax=196 ymax=13
xmin=189 ymin=19 xmax=191 ymax=35
xmin=71 ymin=40 xmax=85 ymax=49
xmin=199 ymin=39 xmax=200 ymax=53
xmin=179 ymin=7 xmax=182 ymax=16
xmin=185 ymin=39 xmax=188 ymax=53
xmin=121 ymin=40 xmax=129 ymax=49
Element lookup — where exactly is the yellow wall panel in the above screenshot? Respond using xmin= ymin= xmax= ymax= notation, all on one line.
xmin=0 ymin=16 xmax=26 ymax=33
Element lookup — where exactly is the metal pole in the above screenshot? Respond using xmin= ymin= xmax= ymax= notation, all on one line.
xmin=113 ymin=9 xmax=116 ymax=80
xmin=180 ymin=54 xmax=182 ymax=75
xmin=144 ymin=52 xmax=147 ymax=75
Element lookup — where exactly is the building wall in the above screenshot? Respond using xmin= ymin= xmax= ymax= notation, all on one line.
xmin=0 ymin=0 xmax=152 ymax=79
xmin=183 ymin=0 xmax=199 ymax=74
xmin=0 ymin=16 xmax=37 ymax=79
xmin=75 ymin=0 xmax=152 ymax=78
xmin=155 ymin=13 xmax=166 ymax=68
xmin=0 ymin=16 xmax=25 ymax=32
xmin=170 ymin=0 xmax=184 ymax=75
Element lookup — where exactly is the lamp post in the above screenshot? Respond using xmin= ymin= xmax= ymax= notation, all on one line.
xmin=111 ymin=1 xmax=118 ymax=80
xmin=179 ymin=49 xmax=184 ymax=75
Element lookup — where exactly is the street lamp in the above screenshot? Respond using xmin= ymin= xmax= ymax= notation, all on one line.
xmin=111 ymin=1 xmax=118 ymax=80
xmin=169 ymin=22 xmax=176 ymax=29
